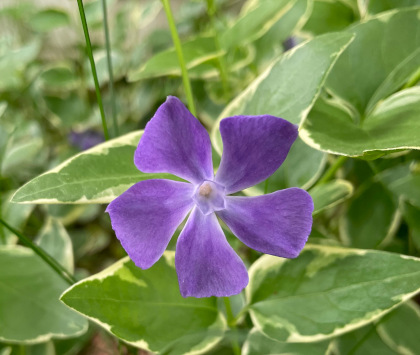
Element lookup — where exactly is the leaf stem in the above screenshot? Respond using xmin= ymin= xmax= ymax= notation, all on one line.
xmin=0 ymin=218 xmax=76 ymax=285
xmin=313 ymin=156 xmax=348 ymax=187
xmin=206 ymin=0 xmax=231 ymax=100
xmin=161 ymin=0 xmax=197 ymax=116
xmin=223 ymin=297 xmax=241 ymax=355
xmin=101 ymin=0 xmax=119 ymax=137
xmin=76 ymin=0 xmax=110 ymax=140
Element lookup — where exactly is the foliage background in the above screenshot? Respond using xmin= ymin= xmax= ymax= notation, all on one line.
xmin=1 ymin=0 xmax=420 ymax=354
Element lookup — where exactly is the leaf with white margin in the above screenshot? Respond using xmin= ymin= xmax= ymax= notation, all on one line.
xmin=0 ymin=246 xmax=88 ymax=343
xmin=11 ymin=131 xmax=181 ymax=204
xmin=302 ymin=0 xmax=355 ymax=35
xmin=334 ymin=322 xmax=397 ymax=355
xmin=301 ymin=87 xmax=420 ymax=157
xmin=334 ymin=301 xmax=420 ymax=355
xmin=60 ymin=252 xmax=225 ymax=355
xmin=37 ymin=218 xmax=74 ymax=273
xmin=326 ymin=8 xmax=420 ymax=114
xmin=376 ymin=301 xmax=420 ymax=354
xmin=212 ymin=32 xmax=354 ymax=139
xmin=1 ymin=191 xmax=34 ymax=245
xmin=246 ymin=244 xmax=420 ymax=342
xmin=310 ymin=179 xmax=353 ymax=215
xmin=242 ymin=328 xmax=331 ymax=355
xmin=220 ymin=0 xmax=296 ymax=49
xmin=367 ymin=0 xmax=420 ymax=15
xmin=128 ymin=36 xmax=225 ymax=81
xmin=211 ymin=32 xmax=353 ymax=188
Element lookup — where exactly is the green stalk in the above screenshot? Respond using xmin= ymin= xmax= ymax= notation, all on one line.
xmin=313 ymin=156 xmax=348 ymax=187
xmin=223 ymin=297 xmax=241 ymax=355
xmin=76 ymin=0 xmax=110 ymax=140
xmin=206 ymin=0 xmax=231 ymax=100
xmin=101 ymin=0 xmax=119 ymax=137
xmin=161 ymin=0 xmax=197 ymax=116
xmin=0 ymin=218 xmax=76 ymax=285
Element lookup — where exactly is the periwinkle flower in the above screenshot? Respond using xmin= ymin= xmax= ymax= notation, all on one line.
xmin=69 ymin=130 xmax=104 ymax=151
xmin=106 ymin=96 xmax=313 ymax=298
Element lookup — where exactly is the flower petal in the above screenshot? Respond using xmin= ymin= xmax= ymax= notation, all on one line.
xmin=175 ymin=208 xmax=249 ymax=298
xmin=217 ymin=188 xmax=313 ymax=258
xmin=106 ymin=179 xmax=194 ymax=269
xmin=135 ymin=96 xmax=213 ymax=184
xmin=215 ymin=115 xmax=298 ymax=194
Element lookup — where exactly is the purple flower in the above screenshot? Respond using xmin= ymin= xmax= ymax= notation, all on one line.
xmin=69 ymin=130 xmax=104 ymax=151
xmin=106 ymin=96 xmax=313 ymax=298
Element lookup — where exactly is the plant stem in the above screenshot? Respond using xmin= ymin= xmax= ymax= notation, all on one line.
xmin=76 ymin=0 xmax=110 ymax=140
xmin=0 ymin=218 xmax=76 ymax=285
xmin=206 ymin=0 xmax=230 ymax=100
xmin=223 ymin=297 xmax=241 ymax=355
xmin=101 ymin=0 xmax=119 ymax=137
xmin=161 ymin=0 xmax=197 ymax=116
xmin=314 ymin=156 xmax=348 ymax=187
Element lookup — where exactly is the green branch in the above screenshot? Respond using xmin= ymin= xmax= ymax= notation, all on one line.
xmin=77 ymin=0 xmax=110 ymax=140
xmin=0 ymin=218 xmax=76 ymax=285
xmin=101 ymin=0 xmax=119 ymax=137
xmin=161 ymin=0 xmax=197 ymax=116
xmin=313 ymin=156 xmax=348 ymax=187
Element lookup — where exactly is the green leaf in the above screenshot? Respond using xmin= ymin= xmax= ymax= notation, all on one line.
xmin=334 ymin=323 xmax=397 ymax=355
xmin=326 ymin=8 xmax=420 ymax=114
xmin=301 ymin=87 xmax=420 ymax=157
xmin=335 ymin=302 xmax=420 ymax=355
xmin=366 ymin=47 xmax=420 ymax=114
xmin=212 ymin=32 xmax=354 ymax=131
xmin=402 ymin=202 xmax=420 ymax=250
xmin=1 ymin=191 xmax=34 ymax=245
xmin=340 ymin=182 xmax=397 ymax=249
xmin=379 ymin=162 xmax=420 ymax=208
xmin=37 ymin=218 xmax=74 ymax=273
xmin=211 ymin=32 xmax=353 ymax=192
xmin=0 ymin=246 xmax=87 ymax=343
xmin=60 ymin=252 xmax=225 ymax=354
xmin=246 ymin=244 xmax=420 ymax=342
xmin=39 ymin=64 xmax=78 ymax=92
xmin=29 ymin=8 xmax=70 ymax=33
xmin=242 ymin=328 xmax=331 ymax=355
xmin=302 ymin=0 xmax=355 ymax=35
xmin=11 ymin=131 xmax=180 ymax=204
xmin=367 ymin=0 xmax=420 ymax=14
xmin=2 ymin=137 xmax=43 ymax=176
xmin=0 ymin=40 xmax=40 ymax=91
xmin=128 ymin=36 xmax=224 ymax=81
xmin=377 ymin=301 xmax=420 ymax=353
xmin=252 ymin=0 xmax=312 ymax=68
xmin=310 ymin=179 xmax=353 ymax=215
xmin=12 ymin=342 xmax=56 ymax=355
xmin=220 ymin=0 xmax=296 ymax=49
xmin=43 ymin=93 xmax=90 ymax=129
